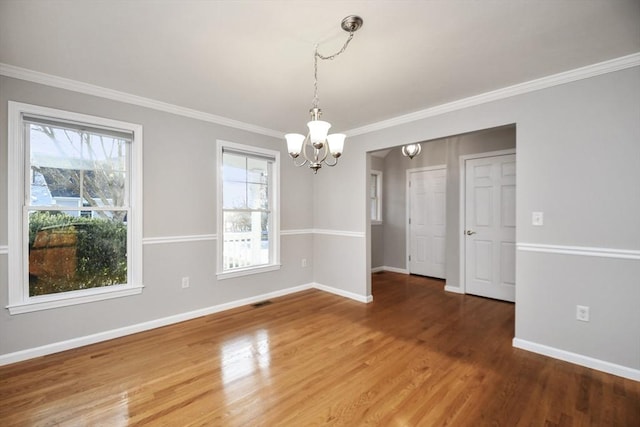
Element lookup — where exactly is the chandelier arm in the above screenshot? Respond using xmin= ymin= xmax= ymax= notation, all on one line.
xmin=310 ymin=142 xmax=329 ymax=165
xmin=298 ymin=134 xmax=326 ymax=165
xmin=291 ymin=156 xmax=310 ymax=168
xmin=288 ymin=134 xmax=312 ymax=167
xmin=322 ymin=155 xmax=339 ymax=167
xmin=304 ymin=134 xmax=333 ymax=167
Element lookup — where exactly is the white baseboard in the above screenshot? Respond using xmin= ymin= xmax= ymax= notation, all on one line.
xmin=376 ymin=266 xmax=409 ymax=274
xmin=371 ymin=266 xmax=385 ymax=273
xmin=0 ymin=282 xmax=375 ymax=366
xmin=444 ymin=285 xmax=464 ymax=294
xmin=513 ymin=338 xmax=640 ymax=381
xmin=0 ymin=283 xmax=313 ymax=366
xmin=313 ymin=282 xmax=373 ymax=304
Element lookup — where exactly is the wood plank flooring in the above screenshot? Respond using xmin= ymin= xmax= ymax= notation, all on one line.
xmin=1 ymin=272 xmax=638 ymax=426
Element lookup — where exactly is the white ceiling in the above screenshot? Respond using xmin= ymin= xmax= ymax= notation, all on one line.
xmin=1 ymin=1 xmax=639 ymax=135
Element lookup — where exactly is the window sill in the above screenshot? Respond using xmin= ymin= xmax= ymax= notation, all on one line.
xmin=217 ymin=263 xmax=281 ymax=280
xmin=7 ymin=284 xmax=144 ymax=315
xmin=371 ymin=220 xmax=383 ymax=226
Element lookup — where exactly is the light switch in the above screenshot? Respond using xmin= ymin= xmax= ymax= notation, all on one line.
xmin=532 ymin=211 xmax=544 ymax=226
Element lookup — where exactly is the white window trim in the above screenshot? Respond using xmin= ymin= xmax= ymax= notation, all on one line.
xmin=371 ymin=170 xmax=383 ymax=225
xmin=216 ymin=140 xmax=280 ymax=280
xmin=7 ymin=102 xmax=144 ymax=314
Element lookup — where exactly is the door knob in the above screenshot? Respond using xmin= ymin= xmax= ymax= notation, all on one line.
xmin=465 ymin=230 xmax=476 ymax=235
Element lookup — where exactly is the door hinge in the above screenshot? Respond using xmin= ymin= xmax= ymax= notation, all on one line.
xmin=409 ymin=255 xmax=411 ymax=261
xmin=409 ymin=218 xmax=411 ymax=224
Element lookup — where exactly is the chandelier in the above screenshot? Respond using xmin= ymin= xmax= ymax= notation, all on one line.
xmin=285 ymin=15 xmax=363 ymax=173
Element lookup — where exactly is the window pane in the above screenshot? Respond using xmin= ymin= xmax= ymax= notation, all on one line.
xmin=223 ymin=153 xmax=247 ymax=182
xmin=370 ymin=174 xmax=377 ymax=198
xmin=28 ymin=210 xmax=127 ymax=297
xmin=29 ymin=124 xmax=127 ymax=208
xmin=223 ymin=211 xmax=269 ymax=270
xmin=223 ymin=181 xmax=247 ymax=209
xmin=84 ymin=133 xmax=127 ymax=206
xmin=371 ymin=200 xmax=378 ymax=220
xmin=247 ymin=158 xmax=268 ymax=184
xmin=248 ymin=183 xmax=268 ymax=210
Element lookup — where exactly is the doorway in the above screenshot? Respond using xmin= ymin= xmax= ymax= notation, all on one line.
xmin=367 ymin=125 xmax=516 ymax=300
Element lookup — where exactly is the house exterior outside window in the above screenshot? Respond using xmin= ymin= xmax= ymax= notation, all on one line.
xmin=216 ymin=140 xmax=280 ymax=279
xmin=7 ymin=102 xmax=143 ymax=314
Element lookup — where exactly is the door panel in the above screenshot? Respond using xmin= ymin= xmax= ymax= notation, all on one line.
xmin=409 ymin=168 xmax=446 ymax=279
xmin=474 ymin=187 xmax=492 ymax=226
xmin=465 ymin=154 xmax=516 ymax=302
xmin=474 ymin=240 xmax=492 ymax=281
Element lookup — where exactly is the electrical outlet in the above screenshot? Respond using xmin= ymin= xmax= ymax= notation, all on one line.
xmin=181 ymin=276 xmax=190 ymax=289
xmin=576 ymin=305 xmax=589 ymax=322
xmin=301 ymin=258 xmax=307 ymax=268
xmin=532 ymin=211 xmax=544 ymax=226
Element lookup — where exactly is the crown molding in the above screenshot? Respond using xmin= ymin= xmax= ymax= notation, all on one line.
xmin=346 ymin=52 xmax=640 ymax=136
xmin=0 ymin=63 xmax=283 ymax=139
xmin=3 ymin=52 xmax=638 ymax=140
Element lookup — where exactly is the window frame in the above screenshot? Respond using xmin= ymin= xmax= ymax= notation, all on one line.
xmin=216 ymin=140 xmax=280 ymax=280
xmin=7 ymin=102 xmax=144 ymax=314
xmin=371 ymin=170 xmax=383 ymax=224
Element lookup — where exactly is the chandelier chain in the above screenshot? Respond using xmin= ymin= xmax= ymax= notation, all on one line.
xmin=285 ymin=15 xmax=362 ymax=173
xmin=312 ymin=31 xmax=355 ymax=109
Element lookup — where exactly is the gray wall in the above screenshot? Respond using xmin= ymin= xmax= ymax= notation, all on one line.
xmin=0 ymin=76 xmax=315 ymax=355
xmin=381 ymin=126 xmax=516 ymax=288
xmin=312 ymin=66 xmax=640 ymax=371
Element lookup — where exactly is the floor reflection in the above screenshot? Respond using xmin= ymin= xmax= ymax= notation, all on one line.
xmin=220 ymin=329 xmax=271 ymax=386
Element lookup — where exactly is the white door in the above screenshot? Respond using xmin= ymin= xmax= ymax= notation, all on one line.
xmin=464 ymin=154 xmax=516 ymax=302
xmin=409 ymin=167 xmax=447 ymax=278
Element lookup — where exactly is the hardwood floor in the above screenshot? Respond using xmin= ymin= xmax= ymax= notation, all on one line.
xmin=1 ymin=272 xmax=638 ymax=426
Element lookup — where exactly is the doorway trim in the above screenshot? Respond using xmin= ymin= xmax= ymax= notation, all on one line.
xmin=405 ymin=164 xmax=447 ymax=273
xmin=458 ymin=148 xmax=516 ymax=295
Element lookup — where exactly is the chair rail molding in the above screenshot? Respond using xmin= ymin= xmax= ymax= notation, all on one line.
xmin=517 ymin=243 xmax=640 ymax=260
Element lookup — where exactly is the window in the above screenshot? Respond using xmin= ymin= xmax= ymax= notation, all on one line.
xmin=8 ymin=102 xmax=143 ymax=314
xmin=371 ymin=170 xmax=383 ymax=223
xmin=217 ymin=140 xmax=280 ymax=279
